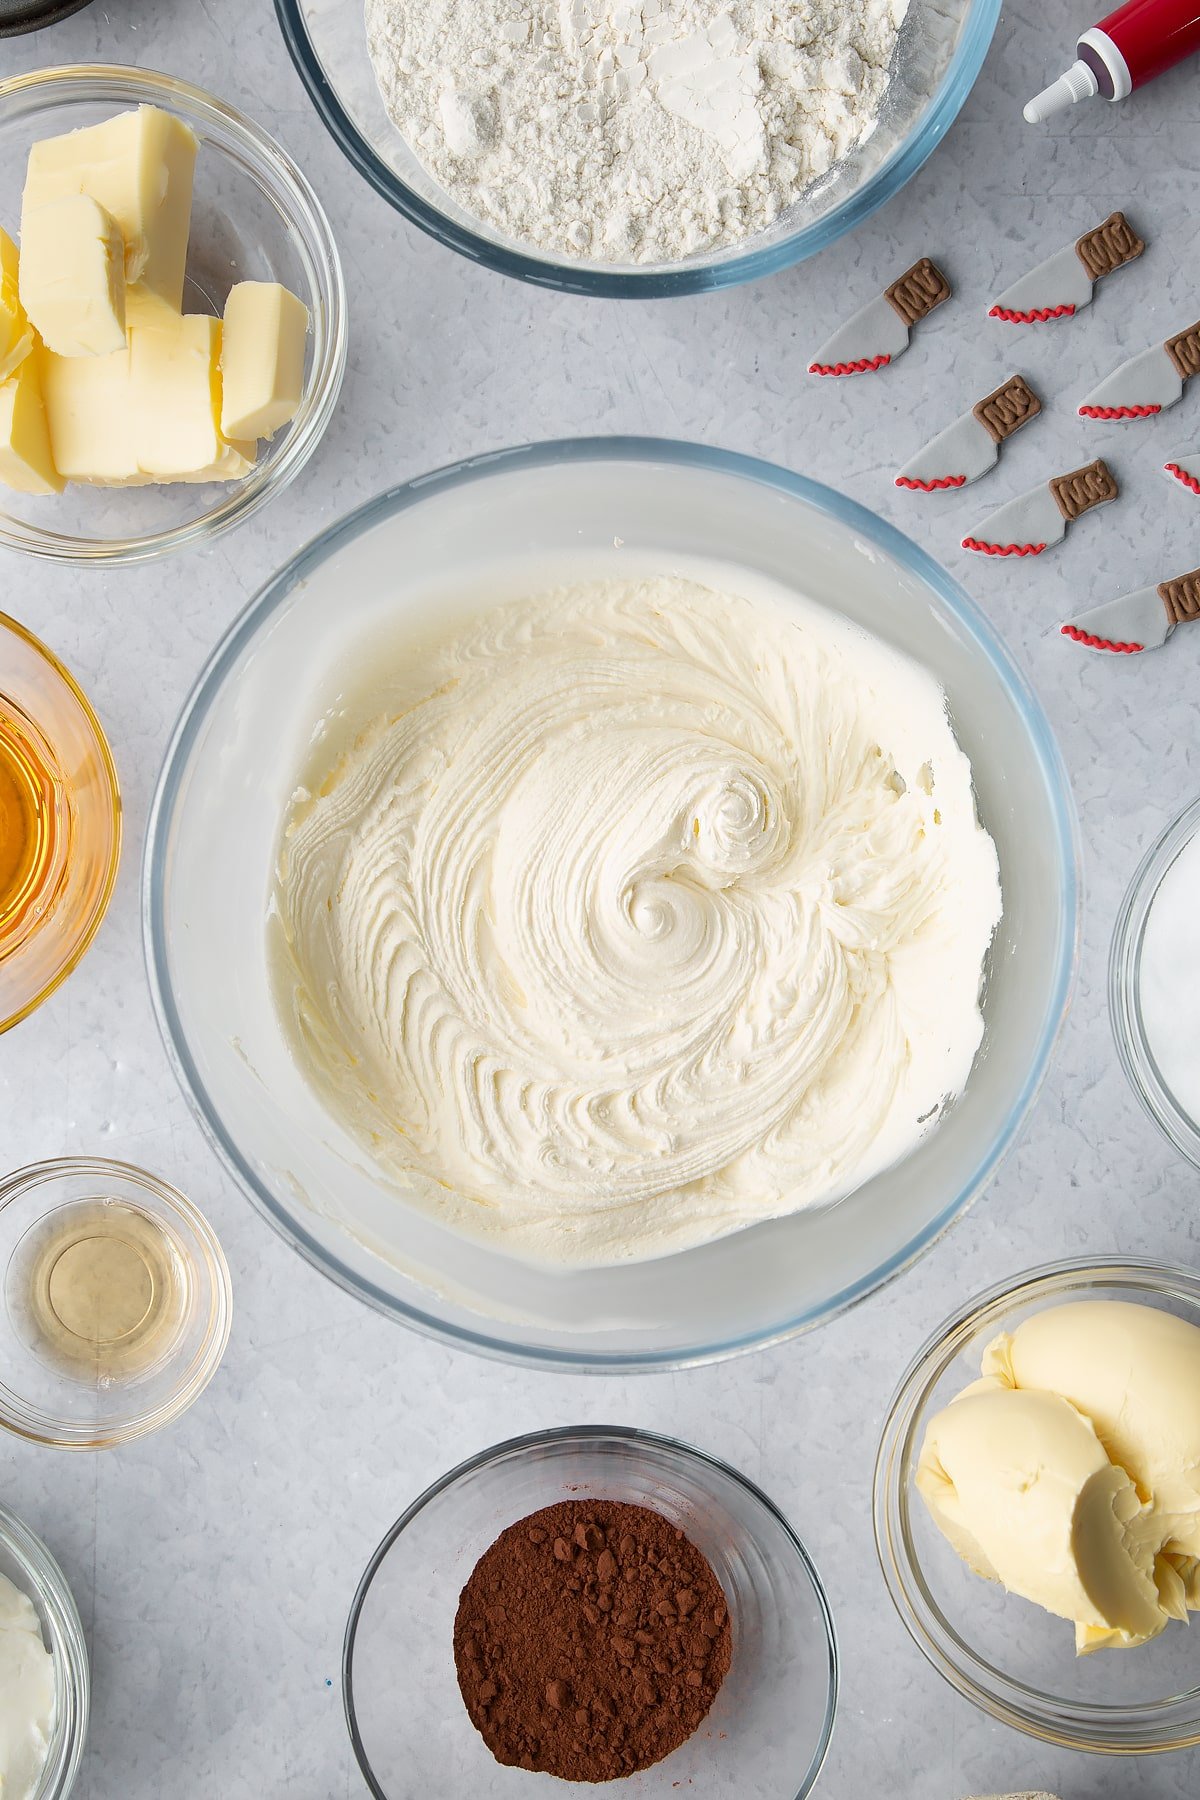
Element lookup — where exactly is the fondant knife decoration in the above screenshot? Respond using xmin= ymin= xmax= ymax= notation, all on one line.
xmin=963 ymin=459 xmax=1118 ymax=556
xmin=988 ymin=212 xmax=1144 ymax=323
xmin=896 ymin=374 xmax=1042 ymax=491
xmin=1079 ymin=320 xmax=1200 ymax=419
xmin=1061 ymin=565 xmax=1200 ymax=655
xmin=1163 ymin=446 xmax=1200 ymax=496
xmin=809 ymin=258 xmax=950 ymax=376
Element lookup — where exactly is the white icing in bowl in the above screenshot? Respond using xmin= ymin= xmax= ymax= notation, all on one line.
xmin=271 ymin=573 xmax=1000 ymax=1266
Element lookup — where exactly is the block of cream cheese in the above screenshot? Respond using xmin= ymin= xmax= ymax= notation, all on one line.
xmin=220 ymin=280 xmax=308 ymax=440
xmin=18 ymin=194 xmax=127 ymax=357
xmin=0 ymin=354 xmax=63 ymax=495
xmin=983 ymin=1301 xmax=1200 ymax=1560
xmin=128 ymin=312 xmax=222 ymax=477
xmin=39 ymin=342 xmax=140 ymax=484
xmin=0 ymin=227 xmax=34 ymax=384
xmin=22 ymin=105 xmax=198 ymax=324
xmin=917 ymin=1384 xmax=1165 ymax=1650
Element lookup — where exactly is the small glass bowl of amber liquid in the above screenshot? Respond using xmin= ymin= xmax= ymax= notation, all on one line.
xmin=0 ymin=612 xmax=121 ymax=1031
xmin=0 ymin=1158 xmax=232 ymax=1448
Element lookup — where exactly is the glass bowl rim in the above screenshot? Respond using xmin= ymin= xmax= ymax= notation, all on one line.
xmin=142 ymin=434 xmax=1080 ymax=1374
xmin=0 ymin=1497 xmax=90 ymax=1800
xmin=872 ymin=1253 xmax=1200 ymax=1754
xmin=0 ymin=608 xmax=122 ymax=1034
xmin=272 ymin=0 xmax=1001 ymax=298
xmin=0 ymin=62 xmax=348 ymax=567
xmin=1109 ymin=793 xmax=1200 ymax=1172
xmin=342 ymin=1421 xmax=839 ymax=1800
xmin=0 ymin=1153 xmax=234 ymax=1449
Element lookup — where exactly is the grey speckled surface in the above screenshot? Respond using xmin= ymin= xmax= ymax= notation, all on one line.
xmin=4 ymin=1 xmax=1200 ymax=1796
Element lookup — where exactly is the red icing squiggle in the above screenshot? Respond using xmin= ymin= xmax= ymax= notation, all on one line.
xmin=989 ymin=303 xmax=1076 ymax=323
xmin=1165 ymin=461 xmax=1200 ymax=495
xmin=1060 ymin=624 xmax=1143 ymax=654
xmin=1079 ymin=403 xmax=1161 ymax=419
xmin=895 ymin=473 xmax=967 ymax=491
xmin=962 ymin=537 xmax=1046 ymax=556
xmin=808 ymin=354 xmax=891 ymax=376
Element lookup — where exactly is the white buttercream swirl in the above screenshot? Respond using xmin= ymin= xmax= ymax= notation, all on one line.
xmin=271 ymin=574 xmax=1001 ymax=1265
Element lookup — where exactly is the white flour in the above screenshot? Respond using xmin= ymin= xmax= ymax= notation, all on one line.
xmin=365 ymin=0 xmax=911 ymax=263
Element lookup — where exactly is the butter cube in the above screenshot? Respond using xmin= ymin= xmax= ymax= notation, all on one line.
xmin=128 ymin=313 xmax=222 ymax=477
xmin=0 ymin=355 xmax=64 ymax=496
xmin=19 ymin=195 xmax=127 ymax=357
xmin=175 ymin=437 xmax=258 ymax=483
xmin=220 ymin=281 xmax=308 ymax=441
xmin=22 ymin=105 xmax=197 ymax=322
xmin=40 ymin=342 xmax=139 ymax=484
xmin=0 ymin=227 xmax=33 ymax=383
xmin=39 ymin=312 xmax=253 ymax=487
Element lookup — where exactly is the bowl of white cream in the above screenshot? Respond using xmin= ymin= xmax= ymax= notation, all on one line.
xmin=1110 ymin=795 xmax=1200 ymax=1172
xmin=0 ymin=1502 xmax=88 ymax=1800
xmin=145 ymin=438 xmax=1078 ymax=1369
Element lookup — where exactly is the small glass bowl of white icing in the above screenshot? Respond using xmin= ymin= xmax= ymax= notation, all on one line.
xmin=0 ymin=1500 xmax=89 ymax=1800
xmin=1110 ymin=795 xmax=1200 ymax=1170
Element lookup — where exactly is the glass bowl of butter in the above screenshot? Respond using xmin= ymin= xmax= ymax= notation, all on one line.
xmin=0 ymin=65 xmax=346 ymax=565
xmin=0 ymin=1500 xmax=89 ymax=1800
xmin=874 ymin=1255 xmax=1200 ymax=1754
xmin=0 ymin=1156 xmax=232 ymax=1449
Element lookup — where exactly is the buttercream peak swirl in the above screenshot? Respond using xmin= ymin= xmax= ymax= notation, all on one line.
xmin=271 ymin=575 xmax=1001 ymax=1266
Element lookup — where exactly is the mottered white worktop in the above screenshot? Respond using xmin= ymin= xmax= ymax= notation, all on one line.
xmin=4 ymin=1 xmax=1200 ymax=1794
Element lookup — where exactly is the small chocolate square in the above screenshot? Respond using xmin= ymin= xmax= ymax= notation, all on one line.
xmin=1158 ymin=570 xmax=1200 ymax=626
xmin=1166 ymin=322 xmax=1200 ymax=383
xmin=1050 ymin=458 xmax=1118 ymax=522
xmin=1074 ymin=212 xmax=1144 ymax=282
xmin=885 ymin=258 xmax=951 ymax=327
xmin=973 ymin=374 xmax=1042 ymax=444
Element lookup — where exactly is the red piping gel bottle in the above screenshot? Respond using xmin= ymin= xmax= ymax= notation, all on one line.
xmin=1025 ymin=0 xmax=1200 ymax=123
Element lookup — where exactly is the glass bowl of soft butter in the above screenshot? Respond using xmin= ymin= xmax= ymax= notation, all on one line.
xmin=0 ymin=1500 xmax=88 ymax=1800
xmin=0 ymin=65 xmax=346 ymax=565
xmin=874 ymin=1255 xmax=1200 ymax=1754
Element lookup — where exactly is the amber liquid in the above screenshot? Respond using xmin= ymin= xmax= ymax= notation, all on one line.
xmin=7 ymin=1201 xmax=186 ymax=1381
xmin=0 ymin=698 xmax=69 ymax=955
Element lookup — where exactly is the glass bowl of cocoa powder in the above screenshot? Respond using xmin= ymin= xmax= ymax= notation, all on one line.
xmin=343 ymin=1424 xmax=838 ymax=1795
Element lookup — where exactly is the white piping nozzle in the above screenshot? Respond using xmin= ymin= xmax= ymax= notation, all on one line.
xmin=1024 ymin=59 xmax=1099 ymax=124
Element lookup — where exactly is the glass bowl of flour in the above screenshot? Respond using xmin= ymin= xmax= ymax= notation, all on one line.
xmin=144 ymin=439 xmax=1077 ymax=1369
xmin=273 ymin=0 xmax=1000 ymax=293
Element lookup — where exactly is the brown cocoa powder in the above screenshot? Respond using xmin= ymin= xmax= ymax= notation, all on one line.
xmin=453 ymin=1498 xmax=732 ymax=1782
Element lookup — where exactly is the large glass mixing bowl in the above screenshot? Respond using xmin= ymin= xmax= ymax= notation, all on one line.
xmin=274 ymin=0 xmax=1000 ymax=296
xmin=144 ymin=439 xmax=1078 ymax=1370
